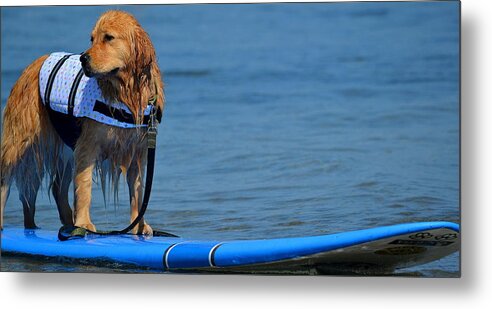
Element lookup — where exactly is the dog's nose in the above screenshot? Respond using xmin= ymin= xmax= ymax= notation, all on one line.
xmin=80 ymin=53 xmax=90 ymax=66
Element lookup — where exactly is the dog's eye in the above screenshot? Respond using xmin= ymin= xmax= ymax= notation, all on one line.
xmin=104 ymin=34 xmax=115 ymax=42
xmin=90 ymin=36 xmax=94 ymax=43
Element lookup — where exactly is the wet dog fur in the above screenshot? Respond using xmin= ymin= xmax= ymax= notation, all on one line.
xmin=0 ymin=10 xmax=164 ymax=235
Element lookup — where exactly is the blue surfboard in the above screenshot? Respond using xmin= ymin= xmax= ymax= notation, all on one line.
xmin=1 ymin=221 xmax=459 ymax=274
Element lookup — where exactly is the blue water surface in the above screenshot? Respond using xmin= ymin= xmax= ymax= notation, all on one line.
xmin=0 ymin=2 xmax=460 ymax=276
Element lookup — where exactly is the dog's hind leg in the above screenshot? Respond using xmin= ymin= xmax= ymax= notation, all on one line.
xmin=52 ymin=151 xmax=74 ymax=226
xmin=0 ymin=55 xmax=51 ymax=229
xmin=14 ymin=147 xmax=43 ymax=229
xmin=0 ymin=167 xmax=12 ymax=229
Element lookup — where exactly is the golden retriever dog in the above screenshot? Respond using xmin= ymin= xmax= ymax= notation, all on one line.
xmin=0 ymin=10 xmax=164 ymax=235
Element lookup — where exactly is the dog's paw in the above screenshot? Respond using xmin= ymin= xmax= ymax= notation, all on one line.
xmin=78 ymin=222 xmax=97 ymax=232
xmin=134 ymin=222 xmax=153 ymax=236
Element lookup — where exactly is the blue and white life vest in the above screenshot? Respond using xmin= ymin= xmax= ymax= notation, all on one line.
xmin=39 ymin=52 xmax=158 ymax=148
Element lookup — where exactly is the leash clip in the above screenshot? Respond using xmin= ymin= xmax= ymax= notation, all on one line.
xmin=147 ymin=104 xmax=158 ymax=149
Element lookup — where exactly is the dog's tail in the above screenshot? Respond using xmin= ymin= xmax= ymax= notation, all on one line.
xmin=1 ymin=55 xmax=66 ymax=228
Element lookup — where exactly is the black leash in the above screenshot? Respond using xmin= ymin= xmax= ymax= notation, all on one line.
xmin=58 ymin=96 xmax=178 ymax=241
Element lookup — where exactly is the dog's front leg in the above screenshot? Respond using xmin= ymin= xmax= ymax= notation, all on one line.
xmin=73 ymin=145 xmax=98 ymax=232
xmin=127 ymin=159 xmax=153 ymax=235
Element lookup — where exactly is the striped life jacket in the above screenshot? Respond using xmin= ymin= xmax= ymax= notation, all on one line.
xmin=39 ymin=52 xmax=159 ymax=149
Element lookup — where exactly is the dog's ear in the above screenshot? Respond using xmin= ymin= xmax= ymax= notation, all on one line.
xmin=132 ymin=26 xmax=154 ymax=74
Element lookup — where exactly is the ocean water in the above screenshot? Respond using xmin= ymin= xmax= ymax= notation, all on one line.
xmin=0 ymin=2 xmax=460 ymax=276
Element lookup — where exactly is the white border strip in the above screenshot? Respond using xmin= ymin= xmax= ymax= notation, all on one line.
xmin=163 ymin=242 xmax=186 ymax=270
xmin=208 ymin=243 xmax=224 ymax=268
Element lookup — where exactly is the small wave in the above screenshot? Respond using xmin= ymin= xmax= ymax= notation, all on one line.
xmin=326 ymin=147 xmax=364 ymax=153
xmin=337 ymin=56 xmax=369 ymax=63
xmin=215 ymin=224 xmax=253 ymax=232
xmin=372 ymin=112 xmax=431 ymax=123
xmin=207 ymin=196 xmax=256 ymax=203
xmin=385 ymin=77 xmax=455 ymax=85
xmin=166 ymin=69 xmax=211 ymax=77
xmin=349 ymin=8 xmax=389 ymax=18
xmin=423 ymin=54 xmax=456 ymax=63
xmin=231 ymin=185 xmax=303 ymax=194
xmin=167 ymin=209 xmax=211 ymax=218
xmin=398 ymin=211 xmax=417 ymax=216
xmin=279 ymin=196 xmax=335 ymax=206
xmin=397 ymin=196 xmax=445 ymax=205
xmin=388 ymin=203 xmax=405 ymax=209
xmin=350 ymin=9 xmax=388 ymax=17
xmin=337 ymin=87 xmax=378 ymax=98
xmin=354 ymin=181 xmax=378 ymax=189
xmin=278 ymin=220 xmax=305 ymax=227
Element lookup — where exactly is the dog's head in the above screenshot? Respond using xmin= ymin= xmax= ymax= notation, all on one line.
xmin=80 ymin=10 xmax=164 ymax=121
xmin=80 ymin=10 xmax=154 ymax=80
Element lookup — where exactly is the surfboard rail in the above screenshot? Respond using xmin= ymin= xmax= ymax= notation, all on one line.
xmin=1 ymin=221 xmax=459 ymax=274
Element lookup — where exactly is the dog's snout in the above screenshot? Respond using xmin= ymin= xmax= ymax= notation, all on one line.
xmin=80 ymin=53 xmax=90 ymax=66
